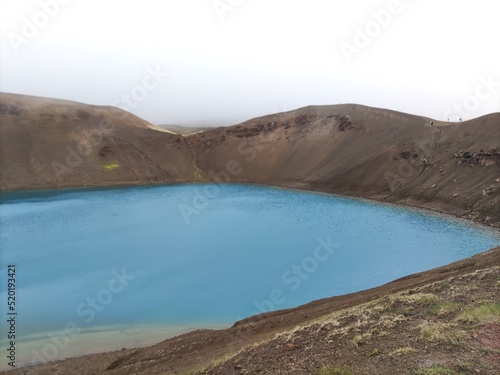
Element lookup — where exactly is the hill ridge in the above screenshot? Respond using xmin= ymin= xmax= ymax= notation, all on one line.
xmin=1 ymin=92 xmax=499 ymax=229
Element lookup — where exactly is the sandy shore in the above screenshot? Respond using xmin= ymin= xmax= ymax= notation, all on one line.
xmin=1 ymin=323 xmax=230 ymax=371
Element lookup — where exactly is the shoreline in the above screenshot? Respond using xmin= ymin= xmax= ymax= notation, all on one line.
xmin=0 ymin=322 xmax=230 ymax=371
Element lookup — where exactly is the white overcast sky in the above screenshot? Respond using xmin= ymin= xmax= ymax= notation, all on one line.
xmin=0 ymin=0 xmax=499 ymax=126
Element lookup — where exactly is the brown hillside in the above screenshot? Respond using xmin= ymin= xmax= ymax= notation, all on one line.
xmin=187 ymin=105 xmax=500 ymax=227
xmin=0 ymin=93 xmax=195 ymax=191
xmin=1 ymin=94 xmax=498 ymax=226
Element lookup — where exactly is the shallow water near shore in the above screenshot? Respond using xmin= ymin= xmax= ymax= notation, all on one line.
xmin=1 ymin=183 xmax=499 ymax=368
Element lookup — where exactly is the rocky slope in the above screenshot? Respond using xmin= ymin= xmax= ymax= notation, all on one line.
xmin=187 ymin=105 xmax=500 ymax=227
xmin=1 ymin=93 xmax=498 ymax=226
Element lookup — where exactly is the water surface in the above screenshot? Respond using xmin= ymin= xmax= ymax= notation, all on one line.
xmin=1 ymin=184 xmax=499 ymax=367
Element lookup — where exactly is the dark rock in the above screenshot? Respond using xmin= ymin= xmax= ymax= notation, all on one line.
xmin=0 ymin=103 xmax=22 ymax=116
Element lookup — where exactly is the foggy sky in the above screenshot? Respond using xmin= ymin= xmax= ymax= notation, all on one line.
xmin=1 ymin=0 xmax=499 ymax=126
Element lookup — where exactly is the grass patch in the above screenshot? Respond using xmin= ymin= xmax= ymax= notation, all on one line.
xmin=103 ymin=163 xmax=119 ymax=171
xmin=352 ymin=333 xmax=372 ymax=347
xmin=315 ymin=367 xmax=352 ymax=375
xmin=457 ymin=362 xmax=475 ymax=371
xmin=188 ymin=340 xmax=267 ymax=374
xmin=426 ymin=302 xmax=464 ymax=317
xmin=430 ymin=281 xmax=448 ymax=293
xmin=419 ymin=321 xmax=466 ymax=345
xmin=370 ymin=348 xmax=381 ymax=357
xmin=456 ymin=303 xmax=500 ymax=324
xmin=479 ymin=347 xmax=500 ymax=355
xmin=390 ymin=346 xmax=417 ymax=355
xmin=393 ymin=292 xmax=438 ymax=304
xmin=385 ymin=293 xmax=438 ymax=315
xmin=417 ymin=294 xmax=439 ymax=305
xmin=386 ymin=305 xmax=413 ymax=316
xmin=194 ymin=167 xmax=204 ymax=181
xmin=352 ymin=334 xmax=363 ymax=347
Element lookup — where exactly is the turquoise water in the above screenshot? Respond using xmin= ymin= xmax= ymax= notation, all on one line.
xmin=1 ymin=183 xmax=499 ymax=366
